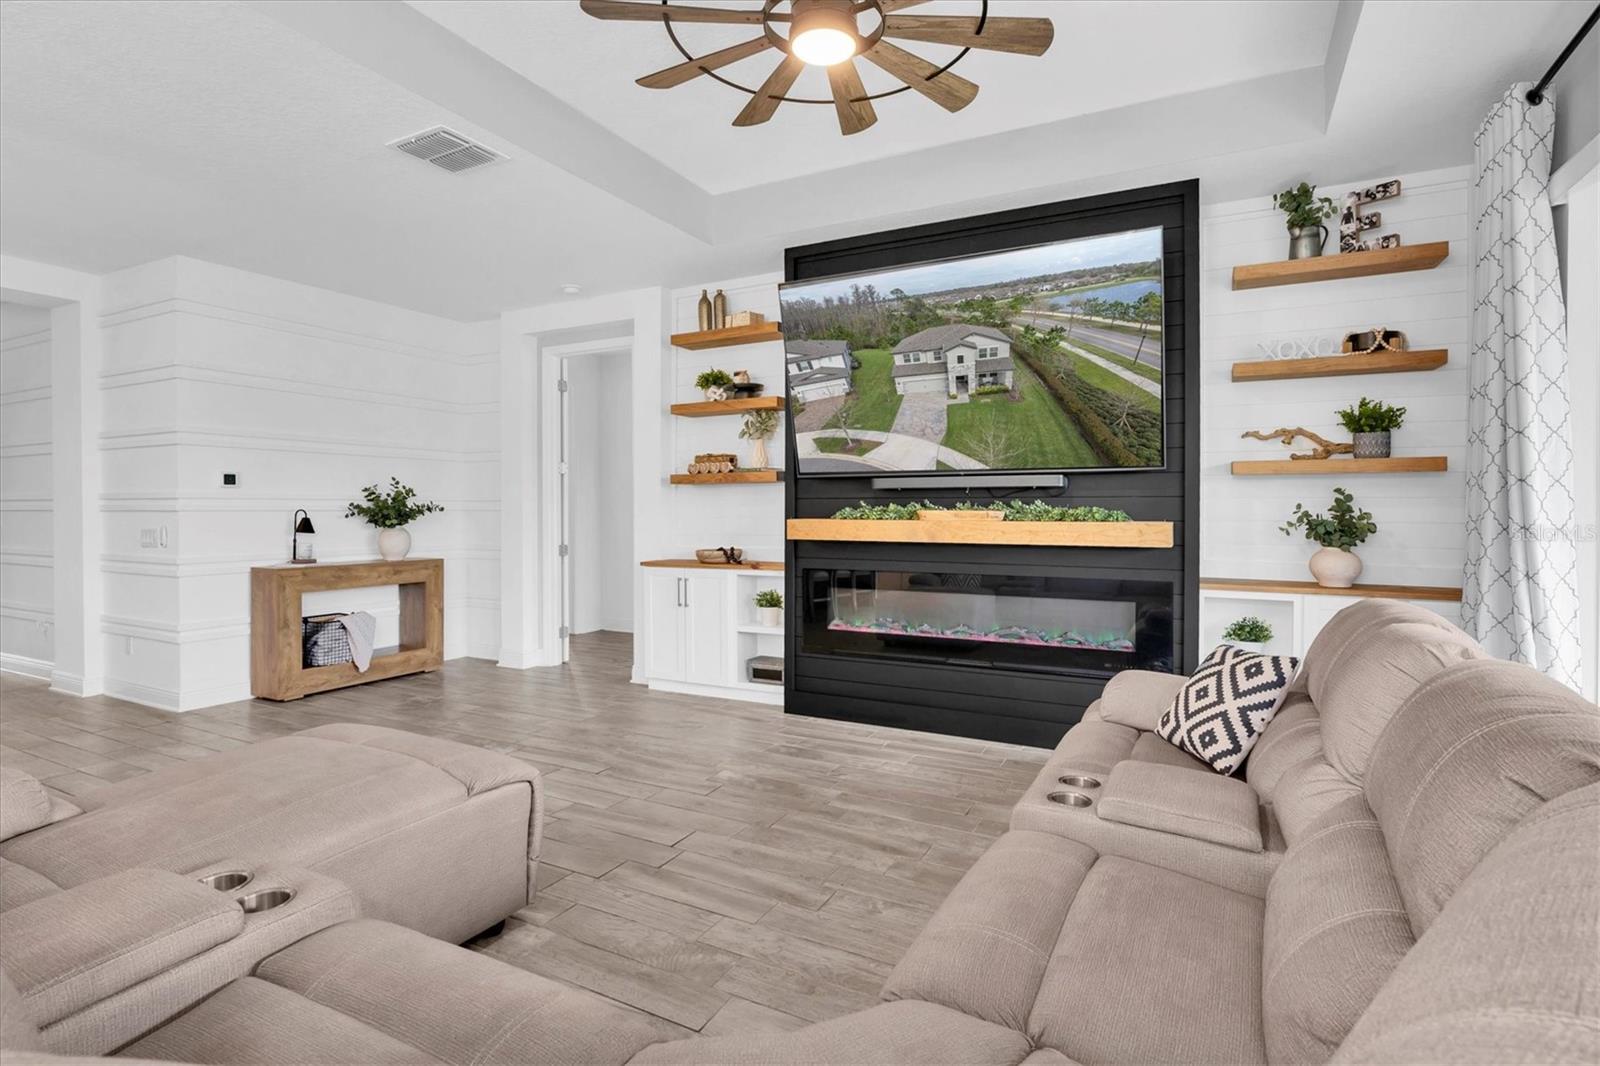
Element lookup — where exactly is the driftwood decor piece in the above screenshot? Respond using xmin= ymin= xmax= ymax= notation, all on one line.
xmin=1242 ymin=427 xmax=1354 ymax=460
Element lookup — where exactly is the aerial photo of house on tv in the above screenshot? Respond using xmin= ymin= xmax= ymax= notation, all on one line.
xmin=781 ymin=226 xmax=1166 ymax=476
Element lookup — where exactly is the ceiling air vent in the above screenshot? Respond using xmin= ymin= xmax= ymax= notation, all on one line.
xmin=389 ymin=126 xmax=505 ymax=174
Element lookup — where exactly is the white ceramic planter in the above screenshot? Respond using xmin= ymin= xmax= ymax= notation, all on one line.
xmin=1309 ymin=546 xmax=1362 ymax=588
xmin=377 ymin=527 xmax=411 ymax=562
xmin=757 ymin=606 xmax=782 ymax=628
xmin=1230 ymin=640 xmax=1267 ymax=654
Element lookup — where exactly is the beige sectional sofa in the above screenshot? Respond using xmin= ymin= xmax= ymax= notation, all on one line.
xmin=1 ymin=601 xmax=1596 ymax=1066
xmin=1 ymin=723 xmax=542 ymax=944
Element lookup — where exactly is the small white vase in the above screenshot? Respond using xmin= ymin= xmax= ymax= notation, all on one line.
xmin=1308 ymin=546 xmax=1362 ymax=588
xmin=749 ymin=437 xmax=770 ymax=470
xmin=757 ymin=606 xmax=782 ymax=628
xmin=377 ymin=527 xmax=411 ymax=562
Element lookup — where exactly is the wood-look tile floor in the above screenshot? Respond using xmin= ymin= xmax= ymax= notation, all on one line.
xmin=0 ymin=632 xmax=1044 ymax=1037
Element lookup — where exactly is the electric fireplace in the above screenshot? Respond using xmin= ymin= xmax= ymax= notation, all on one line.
xmin=802 ymin=568 xmax=1174 ymax=677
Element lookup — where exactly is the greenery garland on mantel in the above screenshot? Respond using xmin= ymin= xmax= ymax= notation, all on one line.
xmin=830 ymin=500 xmax=1131 ymax=522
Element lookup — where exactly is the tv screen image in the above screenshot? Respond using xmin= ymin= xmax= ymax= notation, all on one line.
xmin=781 ymin=225 xmax=1165 ymax=477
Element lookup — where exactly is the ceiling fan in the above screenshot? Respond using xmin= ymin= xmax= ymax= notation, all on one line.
xmin=579 ymin=0 xmax=1054 ymax=135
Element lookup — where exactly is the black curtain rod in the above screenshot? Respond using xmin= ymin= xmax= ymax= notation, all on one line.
xmin=1527 ymin=3 xmax=1600 ymax=104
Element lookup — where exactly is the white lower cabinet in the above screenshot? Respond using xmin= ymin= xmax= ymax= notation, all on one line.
xmin=641 ymin=566 xmax=783 ymax=705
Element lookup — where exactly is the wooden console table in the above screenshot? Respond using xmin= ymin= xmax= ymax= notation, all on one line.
xmin=250 ymin=558 xmax=443 ymax=700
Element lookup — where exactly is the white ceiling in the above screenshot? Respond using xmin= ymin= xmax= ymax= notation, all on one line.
xmin=0 ymin=0 xmax=1592 ymax=320
xmin=407 ymin=0 xmax=1341 ymax=194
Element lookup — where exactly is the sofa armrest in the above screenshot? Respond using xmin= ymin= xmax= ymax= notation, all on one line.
xmin=0 ymin=869 xmax=244 ymax=1026
xmin=1097 ymin=761 xmax=1264 ymax=852
xmin=1097 ymin=671 xmax=1188 ymax=732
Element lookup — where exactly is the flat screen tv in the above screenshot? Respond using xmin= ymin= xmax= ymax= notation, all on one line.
xmin=782 ymin=225 xmax=1165 ymax=477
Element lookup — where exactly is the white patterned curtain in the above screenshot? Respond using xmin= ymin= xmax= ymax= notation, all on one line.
xmin=1463 ymin=83 xmax=1582 ymax=689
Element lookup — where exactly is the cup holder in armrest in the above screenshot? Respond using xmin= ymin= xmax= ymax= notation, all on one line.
xmin=1047 ymin=790 xmax=1093 ymax=808
xmin=198 ymin=871 xmax=251 ymax=892
xmin=237 ymin=889 xmax=295 ymax=913
xmin=1057 ymin=775 xmax=1101 ymax=789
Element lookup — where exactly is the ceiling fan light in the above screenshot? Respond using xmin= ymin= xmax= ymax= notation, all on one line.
xmin=792 ymin=26 xmax=856 ymax=65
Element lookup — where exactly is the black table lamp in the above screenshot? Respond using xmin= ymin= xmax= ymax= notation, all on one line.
xmin=292 ymin=510 xmax=316 ymax=564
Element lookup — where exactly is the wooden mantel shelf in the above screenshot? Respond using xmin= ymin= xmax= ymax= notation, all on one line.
xmin=670 ymin=322 xmax=783 ymax=350
xmin=1232 ymin=456 xmax=1448 ymax=476
xmin=1231 ymin=349 xmax=1448 ymax=382
xmin=1231 ymin=242 xmax=1450 ymax=290
xmin=1202 ymin=577 xmax=1462 ymax=602
xmin=786 ymin=518 xmax=1174 ymax=548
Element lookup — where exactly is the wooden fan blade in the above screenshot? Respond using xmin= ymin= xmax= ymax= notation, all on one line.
xmin=878 ymin=0 xmax=933 ymax=10
xmin=882 ymin=14 xmax=1055 ymax=56
xmin=579 ymin=0 xmax=763 ymax=25
xmin=638 ymin=37 xmax=772 ymax=88
xmin=733 ymin=54 xmax=805 ymax=126
xmin=861 ymin=40 xmax=978 ymax=112
xmin=827 ymin=59 xmax=877 ymax=136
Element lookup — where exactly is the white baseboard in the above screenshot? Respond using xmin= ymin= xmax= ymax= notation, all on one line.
xmin=49 ymin=668 xmax=85 ymax=696
xmin=0 ymin=653 xmax=52 ymax=681
xmin=100 ymin=677 xmax=251 ymax=713
xmin=647 ymin=677 xmax=784 ymax=707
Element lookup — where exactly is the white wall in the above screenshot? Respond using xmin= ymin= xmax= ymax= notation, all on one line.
xmin=96 ymin=256 xmax=499 ymax=710
xmin=0 ymin=301 xmax=54 ymax=675
xmin=1201 ymin=166 xmax=1472 ymax=595
xmin=566 ymin=349 xmax=633 ymax=634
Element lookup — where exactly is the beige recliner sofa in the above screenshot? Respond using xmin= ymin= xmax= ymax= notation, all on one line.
xmin=1 ymin=723 xmax=542 ymax=943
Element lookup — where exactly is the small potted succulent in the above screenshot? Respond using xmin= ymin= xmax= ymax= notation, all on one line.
xmin=345 ymin=478 xmax=443 ymax=561
xmin=1337 ymin=397 xmax=1406 ymax=458
xmin=1273 ymin=181 xmax=1337 ymax=259
xmin=754 ymin=588 xmax=783 ymax=628
xmin=1281 ymin=486 xmax=1376 ymax=588
xmin=695 ymin=368 xmax=734 ymax=401
xmin=1222 ymin=616 xmax=1273 ymax=654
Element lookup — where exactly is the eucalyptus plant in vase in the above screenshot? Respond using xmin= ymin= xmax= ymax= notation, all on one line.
xmin=1273 ymin=181 xmax=1337 ymax=259
xmin=1280 ymin=486 xmax=1376 ymax=588
xmin=739 ymin=408 xmax=779 ymax=470
xmin=346 ymin=478 xmax=444 ymax=561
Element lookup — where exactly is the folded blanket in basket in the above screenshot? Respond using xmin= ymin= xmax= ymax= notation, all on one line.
xmin=339 ymin=610 xmax=377 ymax=672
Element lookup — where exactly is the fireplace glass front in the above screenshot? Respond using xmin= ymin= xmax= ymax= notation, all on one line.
xmin=802 ymin=568 xmax=1174 ymax=675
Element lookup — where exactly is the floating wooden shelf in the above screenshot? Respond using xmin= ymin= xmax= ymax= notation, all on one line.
xmin=640 ymin=559 xmax=783 ymax=571
xmin=1231 ymin=242 xmax=1450 ymax=290
xmin=670 ymin=322 xmax=783 ymax=350
xmin=1231 ymin=456 xmax=1448 ymax=476
xmin=1232 ymin=348 xmax=1448 ymax=382
xmin=670 ymin=396 xmax=785 ymax=417
xmin=786 ymin=518 xmax=1173 ymax=548
xmin=1201 ymin=577 xmax=1462 ymax=602
xmin=670 ymin=469 xmax=783 ymax=485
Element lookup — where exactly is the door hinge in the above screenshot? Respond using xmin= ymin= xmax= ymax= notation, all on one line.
xmin=558 ymin=544 xmax=569 ymax=557
xmin=558 ymin=625 xmax=570 ymax=639
xmin=557 ymin=378 xmax=569 ymax=393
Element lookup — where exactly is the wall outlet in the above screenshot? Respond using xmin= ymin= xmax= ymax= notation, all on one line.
xmin=139 ymin=528 xmax=159 ymax=548
xmin=222 ymin=473 xmax=237 ymax=486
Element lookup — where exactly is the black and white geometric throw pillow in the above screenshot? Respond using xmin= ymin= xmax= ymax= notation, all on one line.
xmin=1157 ymin=644 xmax=1300 ymax=775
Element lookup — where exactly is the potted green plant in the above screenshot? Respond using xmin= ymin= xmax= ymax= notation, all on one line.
xmin=754 ymin=588 xmax=783 ymax=628
xmin=345 ymin=478 xmax=444 ymax=561
xmin=739 ymin=409 xmax=779 ymax=470
xmin=1280 ymin=486 xmax=1377 ymax=588
xmin=1222 ymin=616 xmax=1273 ymax=654
xmin=1336 ymin=396 xmax=1407 ymax=458
xmin=1273 ymin=181 xmax=1337 ymax=260
xmin=695 ymin=369 xmax=734 ymax=401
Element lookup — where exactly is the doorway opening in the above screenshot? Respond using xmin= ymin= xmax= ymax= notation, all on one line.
xmin=558 ymin=349 xmax=634 ymax=669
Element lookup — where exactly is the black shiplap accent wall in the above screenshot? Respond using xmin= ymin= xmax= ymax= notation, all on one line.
xmin=782 ymin=181 xmax=1201 ymax=748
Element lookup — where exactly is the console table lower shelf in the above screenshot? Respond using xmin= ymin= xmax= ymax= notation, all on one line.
xmin=251 ymin=558 xmax=443 ymax=700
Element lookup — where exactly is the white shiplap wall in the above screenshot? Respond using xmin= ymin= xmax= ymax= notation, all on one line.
xmin=97 ymin=257 xmax=499 ymax=710
xmin=663 ymin=275 xmax=787 ymax=563
xmin=0 ymin=302 xmax=54 ymax=676
xmin=1200 ymin=166 xmax=1472 ymax=591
